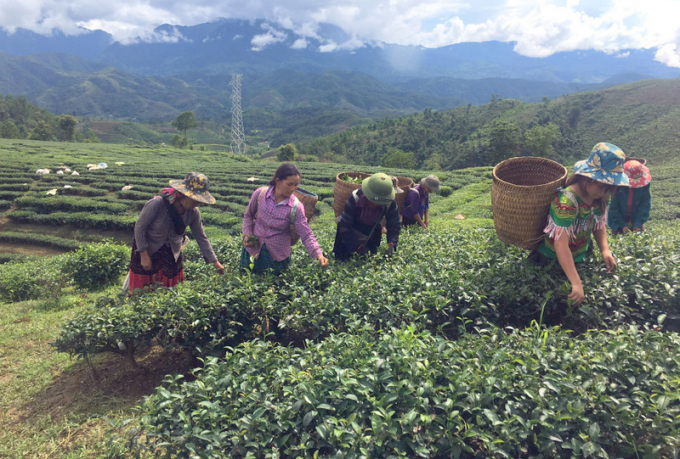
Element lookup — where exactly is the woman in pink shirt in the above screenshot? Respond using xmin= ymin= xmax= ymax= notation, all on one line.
xmin=241 ymin=163 xmax=329 ymax=273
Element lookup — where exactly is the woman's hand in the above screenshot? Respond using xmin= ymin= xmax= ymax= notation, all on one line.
xmin=317 ymin=255 xmax=329 ymax=267
xmin=621 ymin=226 xmax=629 ymax=234
xmin=419 ymin=222 xmax=428 ymax=229
xmin=601 ymin=250 xmax=617 ymax=273
xmin=140 ymin=251 xmax=152 ymax=271
xmin=213 ymin=260 xmax=225 ymax=274
xmin=568 ymin=283 xmax=585 ymax=306
xmin=243 ymin=235 xmax=257 ymax=248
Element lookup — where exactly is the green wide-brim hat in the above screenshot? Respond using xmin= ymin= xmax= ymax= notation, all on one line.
xmin=362 ymin=172 xmax=395 ymax=205
xmin=169 ymin=172 xmax=216 ymax=205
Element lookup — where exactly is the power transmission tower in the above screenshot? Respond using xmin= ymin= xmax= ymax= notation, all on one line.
xmin=229 ymin=74 xmax=246 ymax=155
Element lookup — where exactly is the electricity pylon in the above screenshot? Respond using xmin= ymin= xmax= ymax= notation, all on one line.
xmin=230 ymin=74 xmax=246 ymax=155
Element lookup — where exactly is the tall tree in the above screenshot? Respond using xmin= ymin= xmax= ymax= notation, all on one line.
xmin=278 ymin=143 xmax=297 ymax=162
xmin=524 ymin=123 xmax=561 ymax=158
xmin=172 ymin=111 xmax=198 ymax=139
xmin=380 ymin=148 xmax=416 ymax=169
xmin=488 ymin=120 xmax=521 ymax=165
xmin=57 ymin=115 xmax=78 ymax=142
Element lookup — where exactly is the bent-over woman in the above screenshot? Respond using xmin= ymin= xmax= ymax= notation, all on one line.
xmin=128 ymin=172 xmax=224 ymax=293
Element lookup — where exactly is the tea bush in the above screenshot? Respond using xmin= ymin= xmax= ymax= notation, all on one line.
xmin=61 ymin=242 xmax=130 ymax=290
xmin=134 ymin=326 xmax=680 ymax=458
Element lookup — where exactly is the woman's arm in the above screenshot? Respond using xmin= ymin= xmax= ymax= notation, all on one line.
xmin=242 ymin=187 xmax=262 ymax=247
xmin=188 ymin=210 xmax=218 ymax=264
xmin=134 ymin=197 xmax=161 ymax=254
xmin=593 ymin=224 xmax=616 ymax=272
xmin=553 ymin=233 xmax=584 ymax=305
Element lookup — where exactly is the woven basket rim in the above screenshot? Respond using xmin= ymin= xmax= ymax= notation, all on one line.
xmin=493 ymin=157 xmax=568 ymax=190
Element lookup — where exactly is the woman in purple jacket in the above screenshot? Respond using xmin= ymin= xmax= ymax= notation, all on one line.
xmin=401 ymin=175 xmax=440 ymax=229
xmin=128 ymin=172 xmax=224 ymax=293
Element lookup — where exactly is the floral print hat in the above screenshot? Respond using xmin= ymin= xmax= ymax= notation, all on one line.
xmin=623 ymin=160 xmax=651 ymax=188
xmin=573 ymin=142 xmax=630 ymax=187
xmin=168 ymin=172 xmax=216 ymax=205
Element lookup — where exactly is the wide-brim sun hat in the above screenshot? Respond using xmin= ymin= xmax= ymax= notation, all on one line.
xmin=168 ymin=172 xmax=216 ymax=204
xmin=362 ymin=172 xmax=395 ymax=205
xmin=420 ymin=175 xmax=441 ymax=192
xmin=623 ymin=159 xmax=651 ymax=188
xmin=573 ymin=142 xmax=630 ymax=187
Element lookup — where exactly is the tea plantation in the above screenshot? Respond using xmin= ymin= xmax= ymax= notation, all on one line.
xmin=0 ymin=138 xmax=679 ymax=458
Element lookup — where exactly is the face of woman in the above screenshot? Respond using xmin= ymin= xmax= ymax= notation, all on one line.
xmin=275 ymin=174 xmax=300 ymax=197
xmin=585 ymin=181 xmax=614 ymax=200
xmin=179 ymin=195 xmax=200 ymax=211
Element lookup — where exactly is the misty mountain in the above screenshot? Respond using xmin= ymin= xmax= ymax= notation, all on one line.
xmin=1 ymin=19 xmax=679 ymax=84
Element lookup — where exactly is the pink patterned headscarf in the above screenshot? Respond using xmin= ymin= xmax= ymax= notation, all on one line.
xmin=162 ymin=187 xmax=183 ymax=203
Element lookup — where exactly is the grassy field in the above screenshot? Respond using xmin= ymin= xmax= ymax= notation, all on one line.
xmin=1 ymin=139 xmax=679 ymax=457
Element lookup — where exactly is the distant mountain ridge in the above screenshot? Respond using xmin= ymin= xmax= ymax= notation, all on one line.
xmin=1 ymin=18 xmax=679 ymax=84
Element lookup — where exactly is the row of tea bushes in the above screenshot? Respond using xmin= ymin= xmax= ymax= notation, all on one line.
xmin=134 ymin=326 xmax=680 ymax=458
xmin=53 ymin=223 xmax=680 ymax=364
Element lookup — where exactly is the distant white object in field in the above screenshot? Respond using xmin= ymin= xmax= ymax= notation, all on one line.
xmin=46 ymin=189 xmax=57 ymax=195
xmin=161 ymin=143 xmax=167 ymax=147
xmin=86 ymin=163 xmax=97 ymax=168
xmin=88 ymin=166 xmax=100 ymax=171
xmin=56 ymin=170 xmax=64 ymax=175
xmin=455 ymin=214 xmax=465 ymax=220
xmin=36 ymin=168 xmax=50 ymax=175
xmin=122 ymin=185 xmax=133 ymax=191
xmin=64 ymin=185 xmax=72 ymax=189
xmin=115 ymin=162 xmax=125 ymax=165
xmin=63 ymin=167 xmax=71 ymax=172
xmin=71 ymin=171 xmax=79 ymax=176
xmin=98 ymin=162 xmax=108 ymax=169
xmin=247 ymin=177 xmax=257 ymax=182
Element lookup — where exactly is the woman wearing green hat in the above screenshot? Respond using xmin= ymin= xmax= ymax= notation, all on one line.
xmin=333 ymin=172 xmax=401 ymax=261
xmin=530 ymin=142 xmax=629 ymax=306
xmin=127 ymin=172 xmax=224 ymax=293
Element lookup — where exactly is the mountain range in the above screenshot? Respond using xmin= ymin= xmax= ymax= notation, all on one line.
xmin=0 ymin=18 xmax=679 ymax=128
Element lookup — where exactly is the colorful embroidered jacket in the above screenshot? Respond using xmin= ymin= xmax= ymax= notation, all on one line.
xmin=537 ymin=186 xmax=607 ymax=262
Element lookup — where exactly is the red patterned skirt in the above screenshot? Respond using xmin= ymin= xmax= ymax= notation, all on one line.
xmin=128 ymin=240 xmax=184 ymax=293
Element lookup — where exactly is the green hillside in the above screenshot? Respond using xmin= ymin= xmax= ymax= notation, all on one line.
xmin=299 ymin=79 xmax=680 ymax=168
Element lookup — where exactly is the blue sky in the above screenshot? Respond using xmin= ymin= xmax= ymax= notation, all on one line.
xmin=0 ymin=0 xmax=679 ymax=66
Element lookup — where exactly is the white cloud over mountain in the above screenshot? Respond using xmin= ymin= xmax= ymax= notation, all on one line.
xmin=0 ymin=0 xmax=679 ymax=66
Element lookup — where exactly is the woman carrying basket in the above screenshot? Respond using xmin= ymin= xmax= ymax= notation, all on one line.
xmin=241 ymin=163 xmax=328 ymax=274
xmin=530 ymin=143 xmax=629 ymax=306
xmin=128 ymin=172 xmax=225 ymax=293
xmin=333 ymin=172 xmax=401 ymax=260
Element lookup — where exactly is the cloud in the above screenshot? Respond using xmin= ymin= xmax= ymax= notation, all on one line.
xmin=251 ymin=23 xmax=287 ymax=51
xmin=291 ymin=38 xmax=308 ymax=49
xmin=0 ymin=0 xmax=678 ymax=66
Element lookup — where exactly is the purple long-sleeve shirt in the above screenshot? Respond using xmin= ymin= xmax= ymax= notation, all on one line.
xmin=134 ymin=196 xmax=217 ymax=263
xmin=242 ymin=186 xmax=322 ymax=262
xmin=401 ymin=185 xmax=429 ymax=220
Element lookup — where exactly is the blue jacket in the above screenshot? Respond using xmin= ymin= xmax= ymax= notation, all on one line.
xmin=607 ymin=184 xmax=651 ymax=231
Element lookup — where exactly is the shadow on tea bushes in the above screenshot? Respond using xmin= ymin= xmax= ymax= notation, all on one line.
xmin=132 ymin=326 xmax=680 ymax=458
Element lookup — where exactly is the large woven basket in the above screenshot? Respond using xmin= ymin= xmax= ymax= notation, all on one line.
xmin=491 ymin=157 xmax=568 ymax=250
xmin=294 ymin=187 xmax=318 ymax=220
xmin=394 ymin=176 xmax=414 ymax=213
xmin=334 ymin=172 xmax=370 ymax=218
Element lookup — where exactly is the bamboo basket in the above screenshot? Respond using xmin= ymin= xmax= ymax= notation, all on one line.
xmin=491 ymin=157 xmax=568 ymax=250
xmin=294 ymin=187 xmax=318 ymax=220
xmin=394 ymin=176 xmax=414 ymax=213
xmin=333 ymin=172 xmax=370 ymax=218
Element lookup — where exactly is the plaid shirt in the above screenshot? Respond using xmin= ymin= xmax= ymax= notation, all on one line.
xmin=243 ymin=186 xmax=322 ymax=262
